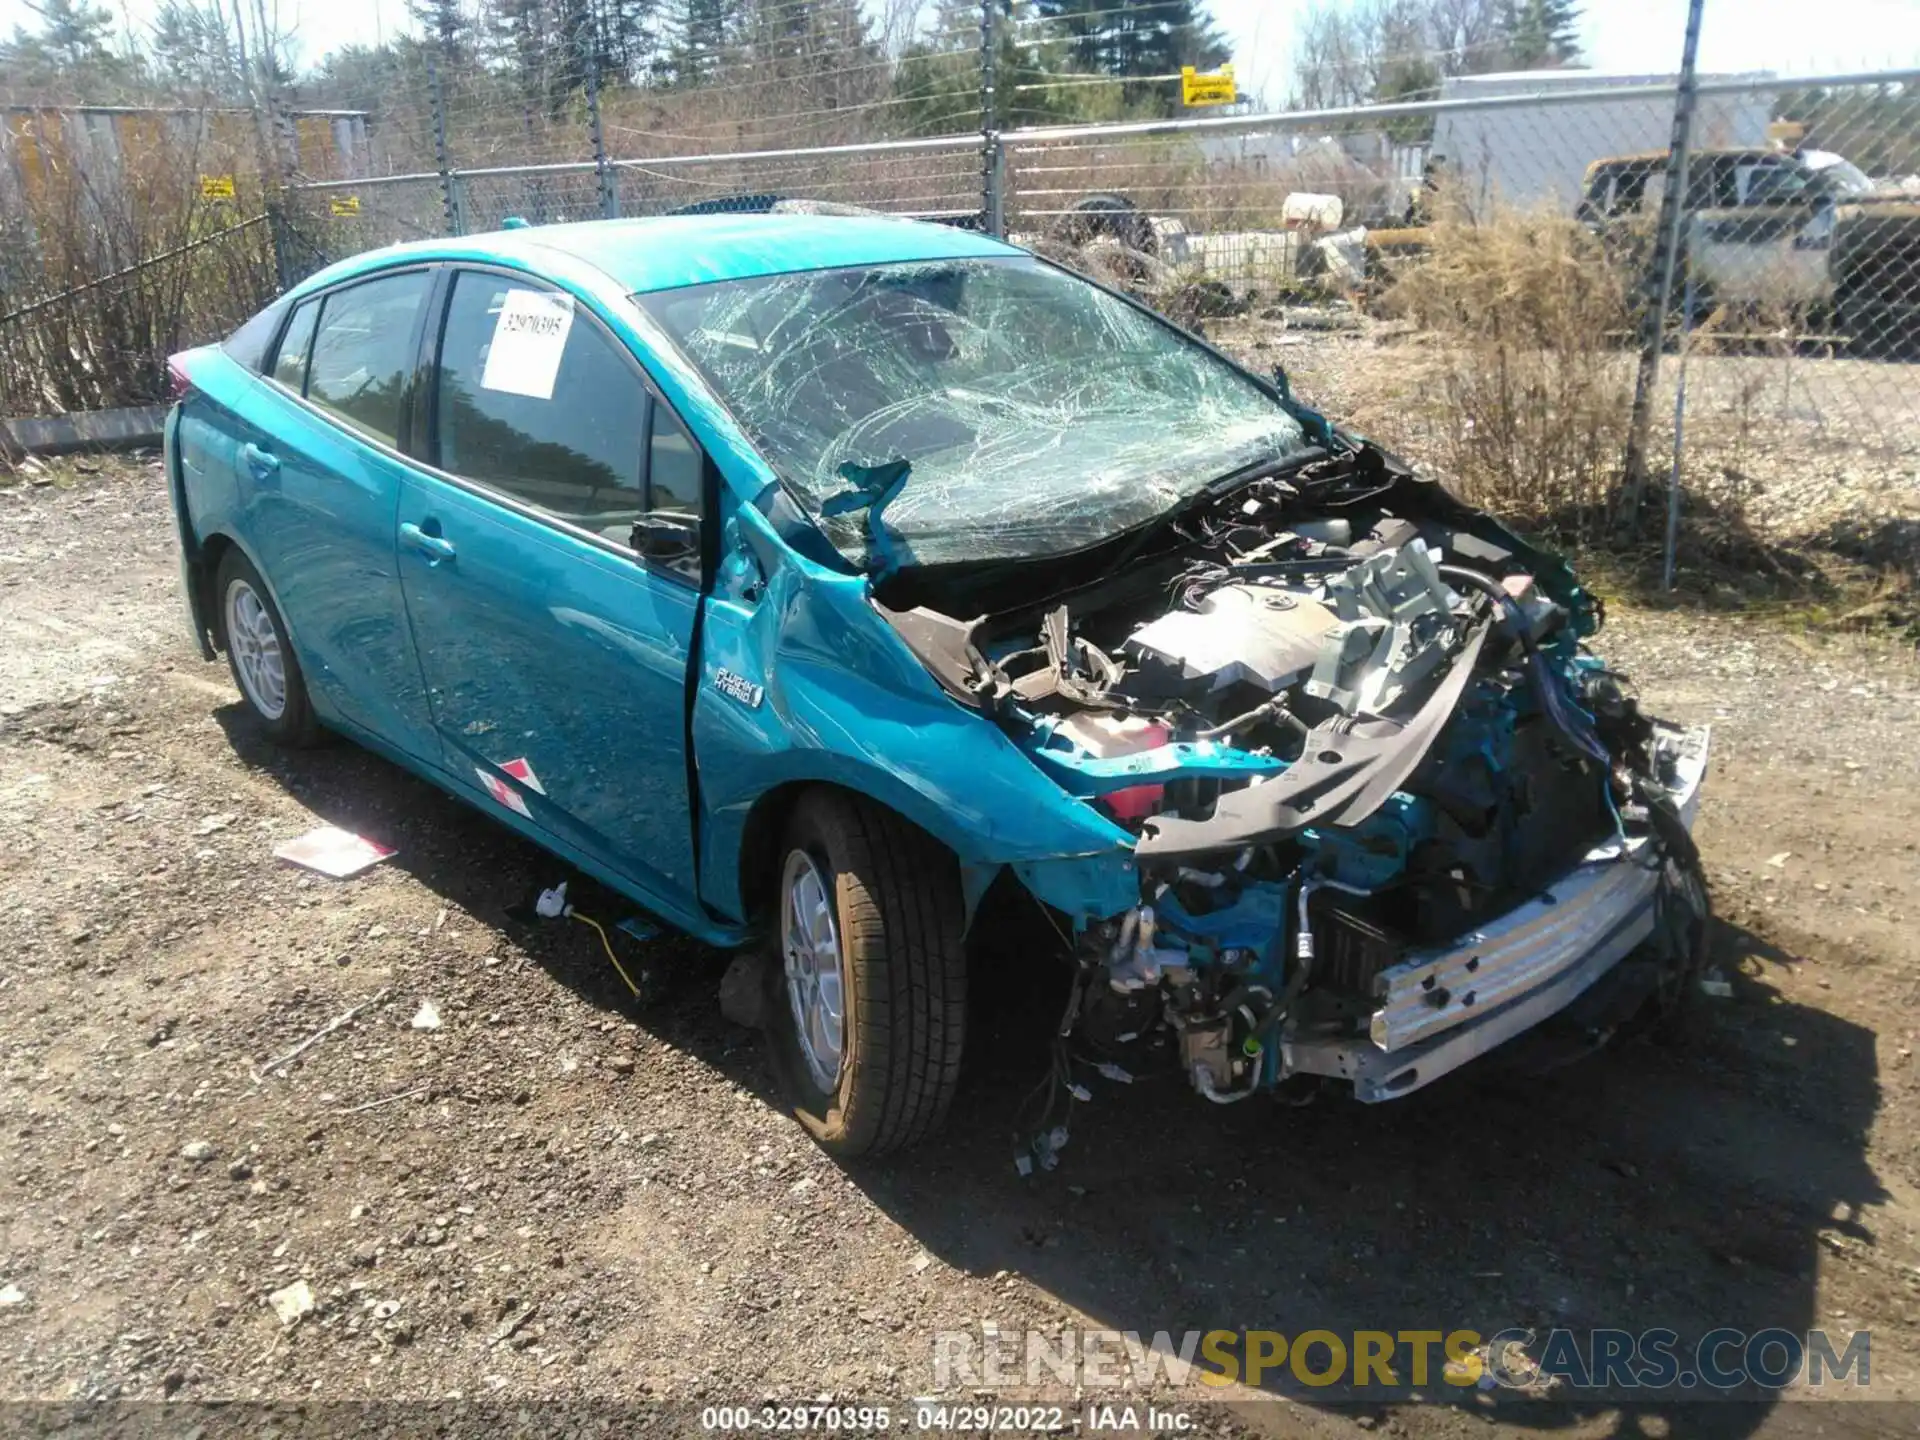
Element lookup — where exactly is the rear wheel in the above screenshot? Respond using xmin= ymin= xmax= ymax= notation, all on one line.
xmin=763 ymin=790 xmax=968 ymax=1156
xmin=216 ymin=548 xmax=320 ymax=747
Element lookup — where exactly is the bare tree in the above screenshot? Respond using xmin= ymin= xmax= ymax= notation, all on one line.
xmin=1289 ymin=0 xmax=1554 ymax=111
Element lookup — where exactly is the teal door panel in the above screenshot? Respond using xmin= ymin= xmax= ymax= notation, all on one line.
xmin=395 ymin=472 xmax=700 ymax=901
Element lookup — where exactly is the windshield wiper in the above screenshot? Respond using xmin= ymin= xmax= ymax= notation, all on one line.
xmin=1104 ymin=443 xmax=1328 ymax=576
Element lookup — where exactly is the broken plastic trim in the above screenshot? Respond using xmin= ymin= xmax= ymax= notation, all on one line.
xmin=1021 ymin=736 xmax=1286 ymax=797
xmin=820 ymin=458 xmax=913 ymax=581
xmin=1134 ymin=618 xmax=1494 ymax=859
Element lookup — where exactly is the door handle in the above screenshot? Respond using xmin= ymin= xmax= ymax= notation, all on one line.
xmin=400 ymin=521 xmax=457 ymax=566
xmin=240 ymin=442 xmax=279 ymax=479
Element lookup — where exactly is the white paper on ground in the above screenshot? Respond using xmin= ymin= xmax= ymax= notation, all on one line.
xmin=479 ymin=289 xmax=575 ymax=400
xmin=273 ymin=825 xmax=396 ymax=879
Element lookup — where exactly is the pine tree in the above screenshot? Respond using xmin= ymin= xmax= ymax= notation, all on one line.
xmin=30 ymin=0 xmax=117 ymax=66
xmin=148 ymin=0 xmax=244 ymax=97
xmin=596 ymin=0 xmax=658 ymax=83
xmin=410 ymin=0 xmax=475 ymax=64
xmin=730 ymin=0 xmax=883 ymax=127
xmin=1496 ymin=0 xmax=1579 ymax=69
xmin=486 ymin=0 xmax=555 ymax=97
xmin=893 ymin=0 xmax=1178 ymax=133
xmin=311 ymin=40 xmax=426 ymax=116
xmin=655 ymin=0 xmax=728 ymax=85
xmin=0 ymin=0 xmax=128 ymax=92
xmin=1027 ymin=0 xmax=1229 ymax=114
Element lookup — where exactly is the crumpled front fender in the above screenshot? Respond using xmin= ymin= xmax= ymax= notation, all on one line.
xmin=693 ymin=501 xmax=1137 ymax=926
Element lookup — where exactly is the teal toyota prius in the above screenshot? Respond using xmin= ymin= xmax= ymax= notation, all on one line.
xmin=168 ymin=214 xmax=1711 ymax=1156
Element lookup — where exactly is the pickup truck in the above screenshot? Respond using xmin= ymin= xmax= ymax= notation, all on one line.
xmin=1576 ymin=146 xmax=1920 ymax=350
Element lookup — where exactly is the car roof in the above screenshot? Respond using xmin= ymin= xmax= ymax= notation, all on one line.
xmin=331 ymin=213 xmax=1022 ymax=295
xmin=1587 ymin=148 xmax=1781 ymax=173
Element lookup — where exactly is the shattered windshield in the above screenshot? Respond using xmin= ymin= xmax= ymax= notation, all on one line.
xmin=637 ymin=257 xmax=1309 ymax=567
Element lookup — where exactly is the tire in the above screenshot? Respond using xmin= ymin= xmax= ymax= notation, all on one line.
xmin=1061 ymin=192 xmax=1154 ymax=254
xmin=763 ymin=790 xmax=968 ymax=1156
xmin=215 ymin=548 xmax=321 ymax=747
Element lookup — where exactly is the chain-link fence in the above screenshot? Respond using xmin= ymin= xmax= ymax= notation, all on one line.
xmin=991 ymin=68 xmax=1920 ymax=588
xmin=5 ymin=0 xmax=1919 ymax=592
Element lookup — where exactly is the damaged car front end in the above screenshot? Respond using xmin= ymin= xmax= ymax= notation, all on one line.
xmin=642 ymin=248 xmax=1710 ymax=1126
xmin=885 ymin=445 xmax=1710 ymax=1110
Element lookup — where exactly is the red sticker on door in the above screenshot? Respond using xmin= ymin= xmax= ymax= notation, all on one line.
xmin=476 ymin=768 xmax=532 ymax=817
xmin=498 ymin=757 xmax=546 ymax=795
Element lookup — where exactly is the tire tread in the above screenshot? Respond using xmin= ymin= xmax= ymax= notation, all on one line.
xmin=792 ymin=791 xmax=967 ymax=1154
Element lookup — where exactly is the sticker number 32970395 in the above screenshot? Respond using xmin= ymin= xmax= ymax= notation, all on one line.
xmin=480 ymin=288 xmax=576 ymax=400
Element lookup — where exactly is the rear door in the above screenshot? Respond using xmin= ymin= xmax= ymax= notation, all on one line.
xmin=395 ymin=267 xmax=706 ymax=902
xmin=235 ymin=268 xmax=441 ymax=759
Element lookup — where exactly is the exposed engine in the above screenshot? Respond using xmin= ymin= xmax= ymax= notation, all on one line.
xmin=875 ymin=445 xmax=1710 ymax=1119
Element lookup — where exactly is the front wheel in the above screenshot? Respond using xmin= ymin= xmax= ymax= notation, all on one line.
xmin=764 ymin=790 xmax=968 ymax=1156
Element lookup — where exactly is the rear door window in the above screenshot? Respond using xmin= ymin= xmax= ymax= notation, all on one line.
xmin=225 ymin=299 xmax=289 ymax=372
xmin=271 ymin=299 xmax=320 ymax=392
xmin=305 ymin=271 xmax=432 ymax=446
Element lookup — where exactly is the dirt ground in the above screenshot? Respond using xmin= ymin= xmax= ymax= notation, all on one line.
xmin=4 ymin=454 xmax=1920 ymax=1437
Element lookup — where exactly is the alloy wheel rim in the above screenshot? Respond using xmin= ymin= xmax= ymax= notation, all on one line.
xmin=781 ymin=849 xmax=846 ymax=1094
xmin=226 ymin=580 xmax=287 ymax=720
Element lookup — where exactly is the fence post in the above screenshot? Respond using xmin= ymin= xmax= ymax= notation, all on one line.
xmin=427 ymin=50 xmax=463 ymax=236
xmin=586 ymin=52 xmax=619 ymax=220
xmin=1621 ymin=0 xmax=1705 ymax=521
xmin=1662 ymin=261 xmax=1698 ymax=591
xmin=265 ymin=204 xmax=297 ymax=291
xmin=980 ymin=0 xmax=1004 ymax=236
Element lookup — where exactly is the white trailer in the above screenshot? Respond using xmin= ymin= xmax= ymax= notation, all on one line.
xmin=1430 ymin=70 xmax=1775 ymax=215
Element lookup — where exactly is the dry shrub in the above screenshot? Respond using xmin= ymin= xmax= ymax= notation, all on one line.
xmin=0 ymin=114 xmax=281 ymax=416
xmin=1379 ymin=204 xmax=1634 ymax=542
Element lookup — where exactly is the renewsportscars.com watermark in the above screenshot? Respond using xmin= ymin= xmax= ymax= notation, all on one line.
xmin=933 ymin=1326 xmax=1871 ymax=1397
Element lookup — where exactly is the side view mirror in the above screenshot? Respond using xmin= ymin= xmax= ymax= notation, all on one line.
xmin=631 ymin=511 xmax=699 ymax=562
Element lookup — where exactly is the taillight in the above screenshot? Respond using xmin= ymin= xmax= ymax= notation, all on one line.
xmin=167 ymin=356 xmax=191 ymax=401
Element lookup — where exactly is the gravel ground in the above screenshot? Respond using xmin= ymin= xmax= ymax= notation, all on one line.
xmin=3 ymin=454 xmax=1920 ymax=1438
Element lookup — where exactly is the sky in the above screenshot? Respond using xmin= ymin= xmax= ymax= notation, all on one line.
xmin=3 ymin=0 xmax=1918 ymax=104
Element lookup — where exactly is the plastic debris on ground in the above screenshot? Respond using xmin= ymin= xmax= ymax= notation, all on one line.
xmin=1029 ymin=1124 xmax=1071 ymax=1173
xmin=1698 ymin=971 xmax=1735 ymax=999
xmin=411 ymin=1000 xmax=442 ymax=1031
xmin=616 ymin=915 xmax=660 ymax=942
xmin=267 ymin=1279 xmax=315 ymax=1326
xmin=273 ymin=826 xmax=396 ymax=879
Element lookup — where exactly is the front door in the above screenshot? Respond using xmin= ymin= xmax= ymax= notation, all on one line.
xmin=395 ymin=268 xmax=706 ymax=901
xmin=1692 ymin=156 xmax=1833 ymax=309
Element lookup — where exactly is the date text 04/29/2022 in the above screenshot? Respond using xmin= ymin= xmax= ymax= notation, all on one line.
xmin=698 ymin=1403 xmax=1194 ymax=1432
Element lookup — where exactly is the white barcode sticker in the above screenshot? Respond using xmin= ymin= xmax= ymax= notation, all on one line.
xmin=480 ymin=288 xmax=575 ymax=400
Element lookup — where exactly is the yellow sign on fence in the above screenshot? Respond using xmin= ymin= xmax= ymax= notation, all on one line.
xmin=330 ymin=195 xmax=362 ymax=217
xmin=199 ymin=173 xmax=235 ymax=200
xmin=1181 ymin=65 xmax=1237 ymax=108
